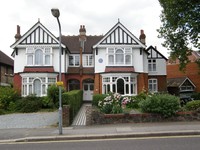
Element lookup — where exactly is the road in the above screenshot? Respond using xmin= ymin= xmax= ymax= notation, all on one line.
xmin=0 ymin=135 xmax=200 ymax=150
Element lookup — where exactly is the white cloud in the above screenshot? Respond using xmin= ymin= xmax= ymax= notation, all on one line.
xmin=0 ymin=0 xmax=169 ymax=58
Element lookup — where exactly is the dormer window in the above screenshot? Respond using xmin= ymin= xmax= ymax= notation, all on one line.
xmin=26 ymin=47 xmax=52 ymax=66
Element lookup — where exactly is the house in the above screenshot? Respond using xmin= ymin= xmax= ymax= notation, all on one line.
xmin=167 ymin=51 xmax=200 ymax=94
xmin=167 ymin=77 xmax=196 ymax=99
xmin=11 ymin=20 xmax=167 ymax=100
xmin=146 ymin=46 xmax=168 ymax=93
xmin=0 ymin=50 xmax=14 ymax=86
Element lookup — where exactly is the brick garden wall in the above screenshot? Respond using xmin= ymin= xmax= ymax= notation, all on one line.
xmin=86 ymin=106 xmax=200 ymax=125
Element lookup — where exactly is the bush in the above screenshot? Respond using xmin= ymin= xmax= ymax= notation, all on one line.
xmin=139 ymin=94 xmax=180 ymax=118
xmin=15 ymin=95 xmax=43 ymax=113
xmin=98 ymin=92 xmax=123 ymax=114
xmin=191 ymin=93 xmax=200 ymax=100
xmin=92 ymin=94 xmax=107 ymax=107
xmin=0 ymin=87 xmax=19 ymax=110
xmin=185 ymin=100 xmax=200 ymax=111
xmin=62 ymin=90 xmax=83 ymax=124
xmin=41 ymin=96 xmax=55 ymax=109
xmin=47 ymin=85 xmax=65 ymax=107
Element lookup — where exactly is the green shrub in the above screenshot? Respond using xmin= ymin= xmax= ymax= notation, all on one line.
xmin=0 ymin=109 xmax=5 ymax=115
xmin=47 ymin=85 xmax=65 ymax=107
xmin=185 ymin=100 xmax=200 ymax=111
xmin=92 ymin=94 xmax=107 ymax=107
xmin=41 ymin=96 xmax=55 ymax=109
xmin=15 ymin=95 xmax=43 ymax=113
xmin=191 ymin=93 xmax=200 ymax=100
xmin=62 ymin=90 xmax=83 ymax=124
xmin=98 ymin=92 xmax=123 ymax=114
xmin=0 ymin=87 xmax=19 ymax=110
xmin=139 ymin=94 xmax=180 ymax=118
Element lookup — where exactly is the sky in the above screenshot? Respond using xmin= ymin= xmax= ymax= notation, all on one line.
xmin=0 ymin=0 xmax=169 ymax=58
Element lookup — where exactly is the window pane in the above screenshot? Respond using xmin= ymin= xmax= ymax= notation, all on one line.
xmin=112 ymin=84 xmax=116 ymax=93
xmin=107 ymin=84 xmax=110 ymax=92
xmin=75 ymin=56 xmax=80 ymax=66
xmin=125 ymin=55 xmax=131 ymax=64
xmin=35 ymin=49 xmax=43 ymax=65
xmin=126 ymin=84 xmax=129 ymax=94
xmin=27 ymin=55 xmax=33 ymax=65
xmin=84 ymin=84 xmax=88 ymax=91
xmin=89 ymin=56 xmax=93 ymax=66
xmin=45 ymin=55 xmax=50 ymax=65
xmin=69 ymin=56 xmax=74 ymax=65
xmin=34 ymin=79 xmax=41 ymax=96
xmin=42 ymin=84 xmax=46 ymax=94
xmin=108 ymin=55 xmax=114 ymax=64
xmin=29 ymin=85 xmax=32 ymax=94
xmin=116 ymin=49 xmax=124 ymax=64
xmin=90 ymin=84 xmax=94 ymax=91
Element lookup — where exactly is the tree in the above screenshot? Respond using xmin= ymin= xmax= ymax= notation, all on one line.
xmin=158 ymin=0 xmax=200 ymax=71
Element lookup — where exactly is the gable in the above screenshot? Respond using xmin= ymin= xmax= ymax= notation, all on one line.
xmin=10 ymin=21 xmax=65 ymax=49
xmin=147 ymin=46 xmax=167 ymax=60
xmin=20 ymin=26 xmax=57 ymax=44
xmin=167 ymin=77 xmax=196 ymax=88
xmin=93 ymin=21 xmax=146 ymax=48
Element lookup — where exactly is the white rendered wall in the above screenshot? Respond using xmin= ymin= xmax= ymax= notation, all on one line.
xmin=95 ymin=48 xmax=107 ymax=73
xmin=14 ymin=48 xmax=26 ymax=73
xmin=132 ymin=49 xmax=144 ymax=72
xmin=148 ymin=59 xmax=167 ymax=75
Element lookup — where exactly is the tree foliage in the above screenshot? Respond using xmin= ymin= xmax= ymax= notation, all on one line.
xmin=158 ymin=0 xmax=200 ymax=71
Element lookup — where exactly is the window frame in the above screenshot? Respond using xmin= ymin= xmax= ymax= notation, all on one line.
xmin=26 ymin=47 xmax=52 ymax=66
xmin=69 ymin=55 xmax=80 ymax=67
xmin=148 ymin=59 xmax=157 ymax=72
xmin=107 ymin=47 xmax=132 ymax=66
xmin=148 ymin=79 xmax=158 ymax=93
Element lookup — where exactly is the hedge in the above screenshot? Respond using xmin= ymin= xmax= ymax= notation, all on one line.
xmin=62 ymin=90 xmax=83 ymax=124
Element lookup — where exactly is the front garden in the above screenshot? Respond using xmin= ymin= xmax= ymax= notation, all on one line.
xmin=0 ymin=85 xmax=82 ymax=121
xmin=90 ymin=91 xmax=200 ymax=124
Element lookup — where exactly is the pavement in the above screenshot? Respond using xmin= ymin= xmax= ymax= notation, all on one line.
xmin=1 ymin=121 xmax=200 ymax=143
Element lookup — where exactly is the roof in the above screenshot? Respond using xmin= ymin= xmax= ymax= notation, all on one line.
xmin=146 ymin=45 xmax=168 ymax=60
xmin=23 ymin=66 xmax=55 ymax=73
xmin=0 ymin=50 xmax=14 ymax=66
xmin=93 ymin=21 xmax=146 ymax=49
xmin=61 ymin=35 xmax=103 ymax=54
xmin=167 ymin=77 xmax=196 ymax=87
xmin=10 ymin=21 xmax=66 ymax=56
xmin=105 ymin=66 xmax=135 ymax=73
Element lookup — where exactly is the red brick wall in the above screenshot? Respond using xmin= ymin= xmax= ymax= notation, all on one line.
xmin=94 ymin=73 xmax=102 ymax=94
xmin=13 ymin=73 xmax=21 ymax=94
xmin=167 ymin=62 xmax=200 ymax=92
xmin=65 ymin=74 xmax=94 ymax=91
xmin=148 ymin=75 xmax=167 ymax=92
xmin=137 ymin=73 xmax=148 ymax=93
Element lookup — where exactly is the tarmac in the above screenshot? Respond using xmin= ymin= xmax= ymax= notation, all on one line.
xmin=1 ymin=121 xmax=200 ymax=143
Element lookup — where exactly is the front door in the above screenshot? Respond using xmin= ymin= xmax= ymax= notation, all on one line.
xmin=83 ymin=83 xmax=94 ymax=101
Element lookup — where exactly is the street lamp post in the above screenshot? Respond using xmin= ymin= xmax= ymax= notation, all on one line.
xmin=51 ymin=8 xmax=62 ymax=135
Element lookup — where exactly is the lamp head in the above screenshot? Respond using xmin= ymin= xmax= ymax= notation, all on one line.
xmin=51 ymin=8 xmax=60 ymax=18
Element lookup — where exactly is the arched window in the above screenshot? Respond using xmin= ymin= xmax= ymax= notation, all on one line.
xmin=34 ymin=79 xmax=41 ymax=96
xmin=35 ymin=49 xmax=43 ymax=65
xmin=115 ymin=49 xmax=124 ymax=64
xmin=117 ymin=78 xmax=124 ymax=94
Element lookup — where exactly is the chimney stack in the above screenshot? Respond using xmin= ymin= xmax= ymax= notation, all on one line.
xmin=14 ymin=25 xmax=22 ymax=41
xmin=139 ymin=29 xmax=146 ymax=45
xmin=79 ymin=25 xmax=86 ymax=41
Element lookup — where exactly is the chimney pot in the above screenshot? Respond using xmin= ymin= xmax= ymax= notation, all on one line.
xmin=79 ymin=24 xmax=86 ymax=42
